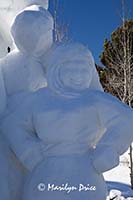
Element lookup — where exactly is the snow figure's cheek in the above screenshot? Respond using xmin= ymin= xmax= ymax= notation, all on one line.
xmin=33 ymin=29 xmax=53 ymax=57
xmin=59 ymin=62 xmax=92 ymax=90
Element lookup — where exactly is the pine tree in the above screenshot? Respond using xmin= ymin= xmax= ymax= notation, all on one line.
xmin=99 ymin=20 xmax=133 ymax=104
xmin=99 ymin=19 xmax=133 ymax=189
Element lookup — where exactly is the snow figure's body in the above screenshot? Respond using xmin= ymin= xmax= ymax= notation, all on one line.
xmin=0 ymin=5 xmax=53 ymax=200
xmin=0 ymin=4 xmax=54 ymax=115
xmin=1 ymin=44 xmax=133 ymax=200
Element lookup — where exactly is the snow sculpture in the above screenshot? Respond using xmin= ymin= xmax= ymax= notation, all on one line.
xmin=1 ymin=43 xmax=133 ymax=200
xmin=0 ymin=4 xmax=53 ymax=200
xmin=0 ymin=4 xmax=54 ymax=115
xmin=0 ymin=0 xmax=49 ymax=58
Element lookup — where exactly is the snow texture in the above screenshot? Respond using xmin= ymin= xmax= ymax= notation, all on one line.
xmin=0 ymin=4 xmax=54 ymax=116
xmin=1 ymin=43 xmax=133 ymax=200
xmin=104 ymin=152 xmax=133 ymax=199
xmin=0 ymin=0 xmax=49 ymax=58
xmin=0 ymin=4 xmax=53 ymax=200
xmin=106 ymin=181 xmax=133 ymax=199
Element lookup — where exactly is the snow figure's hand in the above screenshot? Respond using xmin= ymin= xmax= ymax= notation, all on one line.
xmin=19 ymin=141 xmax=44 ymax=171
xmin=93 ymin=92 xmax=133 ymax=173
xmin=92 ymin=144 xmax=119 ymax=174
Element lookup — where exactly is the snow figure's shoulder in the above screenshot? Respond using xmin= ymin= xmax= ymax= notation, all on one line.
xmin=93 ymin=90 xmax=132 ymax=114
xmin=0 ymin=49 xmax=23 ymax=71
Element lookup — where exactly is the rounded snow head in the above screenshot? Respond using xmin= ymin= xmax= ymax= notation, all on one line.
xmin=11 ymin=5 xmax=54 ymax=56
xmin=45 ymin=43 xmax=103 ymax=98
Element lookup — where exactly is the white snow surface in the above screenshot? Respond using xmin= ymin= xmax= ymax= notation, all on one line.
xmin=1 ymin=43 xmax=133 ymax=200
xmin=0 ymin=8 xmax=53 ymax=199
xmin=44 ymin=43 xmax=103 ymax=98
xmin=11 ymin=5 xmax=53 ymax=56
xmin=0 ymin=0 xmax=49 ymax=58
xmin=104 ymin=150 xmax=133 ymax=199
xmin=0 ymin=4 xmax=54 ymax=115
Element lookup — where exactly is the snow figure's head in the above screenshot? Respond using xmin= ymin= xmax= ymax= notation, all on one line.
xmin=45 ymin=43 xmax=103 ymax=98
xmin=11 ymin=5 xmax=54 ymax=57
xmin=0 ymin=0 xmax=49 ymax=58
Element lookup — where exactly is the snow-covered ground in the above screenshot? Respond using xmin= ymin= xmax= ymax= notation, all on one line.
xmin=104 ymin=150 xmax=133 ymax=199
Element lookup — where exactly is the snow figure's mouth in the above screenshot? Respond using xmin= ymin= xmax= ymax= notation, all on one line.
xmin=70 ymin=78 xmax=83 ymax=85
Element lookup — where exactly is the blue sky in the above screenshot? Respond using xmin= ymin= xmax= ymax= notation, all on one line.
xmin=49 ymin=0 xmax=133 ymax=65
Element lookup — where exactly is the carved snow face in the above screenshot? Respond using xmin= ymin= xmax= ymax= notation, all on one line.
xmin=47 ymin=59 xmax=93 ymax=98
xmin=46 ymin=43 xmax=103 ymax=98
xmin=59 ymin=60 xmax=92 ymax=91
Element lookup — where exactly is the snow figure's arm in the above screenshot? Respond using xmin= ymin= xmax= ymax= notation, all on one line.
xmin=92 ymin=92 xmax=133 ymax=173
xmin=0 ymin=112 xmax=44 ymax=171
xmin=0 ymin=67 xmax=6 ymax=115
